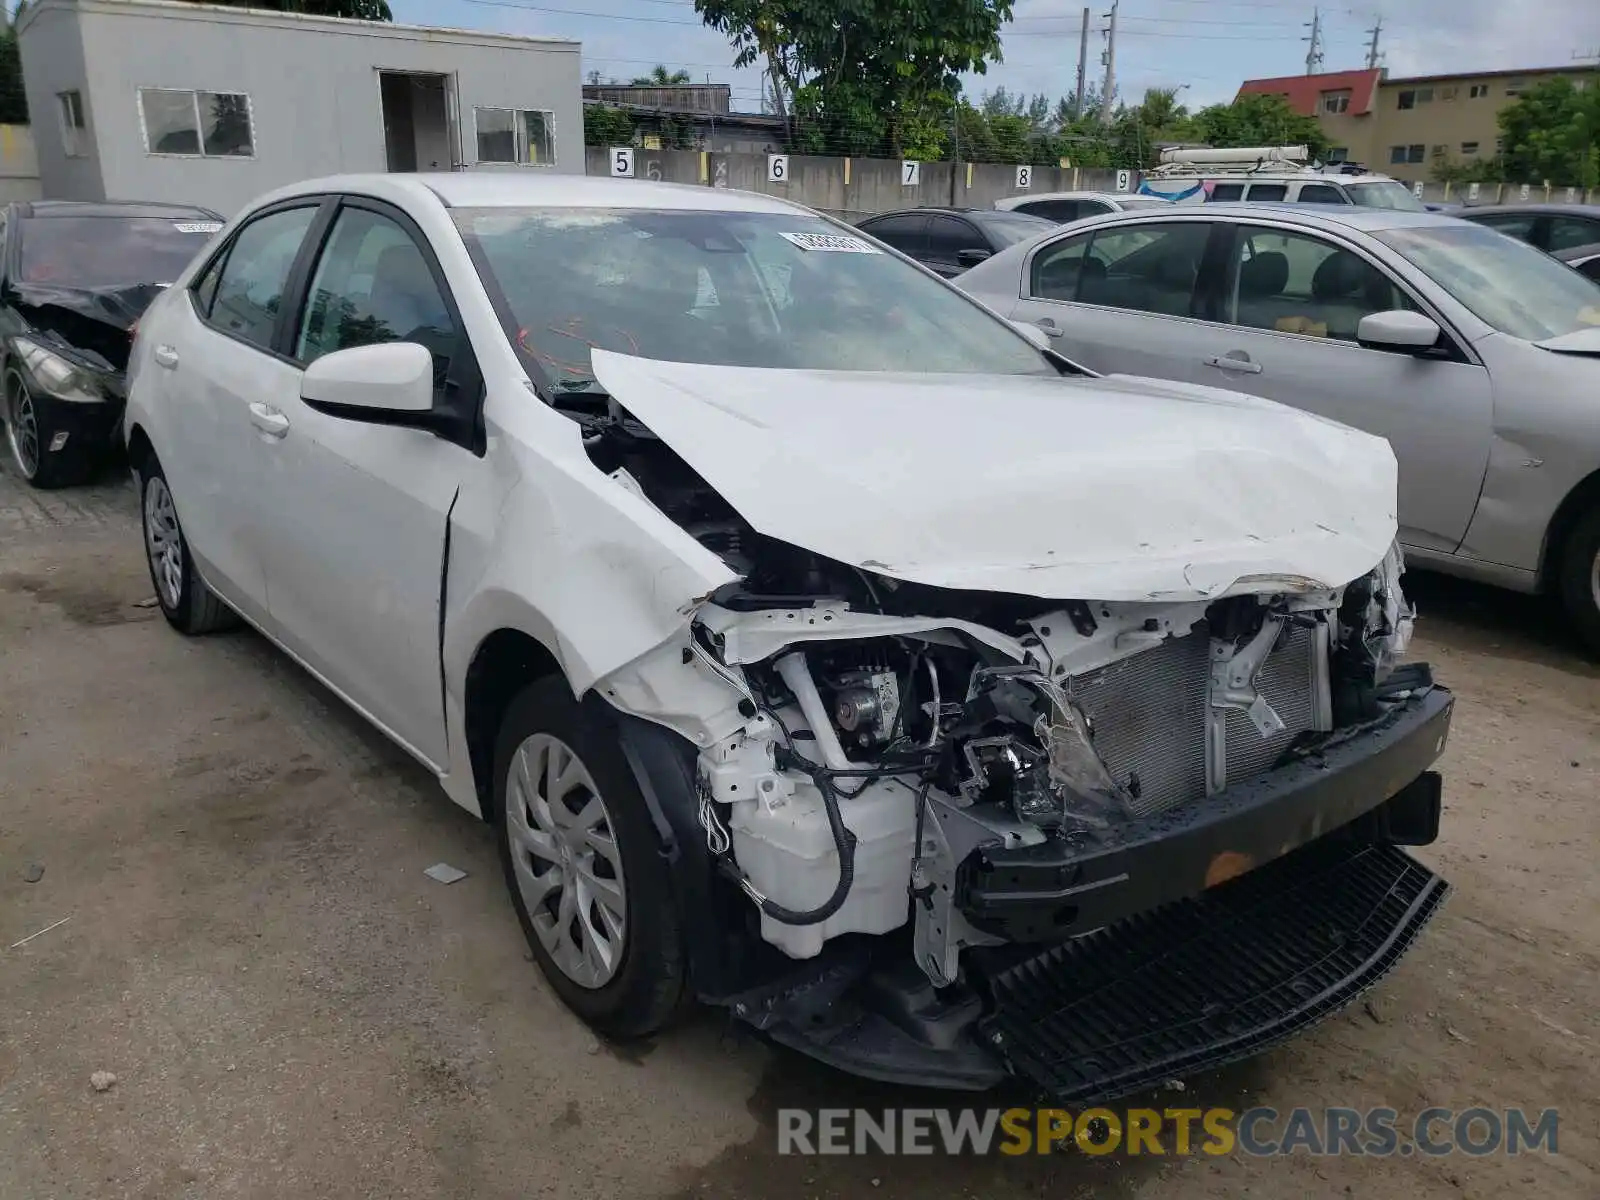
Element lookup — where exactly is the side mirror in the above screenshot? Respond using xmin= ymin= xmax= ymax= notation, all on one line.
xmin=1010 ymin=319 xmax=1052 ymax=350
xmin=1357 ymin=310 xmax=1442 ymax=352
xmin=301 ymin=342 xmax=434 ymax=415
xmin=957 ymin=247 xmax=993 ymax=268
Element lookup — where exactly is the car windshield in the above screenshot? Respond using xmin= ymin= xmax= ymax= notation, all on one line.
xmin=18 ymin=216 xmax=221 ymax=289
xmin=1376 ymin=223 xmax=1600 ymax=340
xmin=980 ymin=212 xmax=1055 ymax=246
xmin=453 ymin=207 xmax=1054 ymax=388
xmin=1346 ymin=181 xmax=1426 ymax=212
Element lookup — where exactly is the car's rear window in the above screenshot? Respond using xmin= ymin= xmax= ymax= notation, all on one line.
xmin=18 ymin=215 xmax=221 ymax=290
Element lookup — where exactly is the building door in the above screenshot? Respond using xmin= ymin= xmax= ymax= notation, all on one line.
xmin=379 ymin=71 xmax=461 ymax=171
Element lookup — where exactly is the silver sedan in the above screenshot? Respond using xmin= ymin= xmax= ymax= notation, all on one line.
xmin=958 ymin=204 xmax=1600 ymax=652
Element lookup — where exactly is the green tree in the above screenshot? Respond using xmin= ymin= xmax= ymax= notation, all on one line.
xmin=1183 ymin=92 xmax=1330 ymax=161
xmin=583 ymin=104 xmax=635 ymax=146
xmin=178 ymin=0 xmax=391 ymax=16
xmin=694 ymin=0 xmax=1014 ymax=156
xmin=632 ymin=65 xmax=693 ymax=86
xmin=1497 ymin=75 xmax=1600 ymax=186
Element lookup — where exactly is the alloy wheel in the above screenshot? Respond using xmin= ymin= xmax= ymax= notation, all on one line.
xmin=5 ymin=373 xmax=39 ymax=479
xmin=143 ymin=476 xmax=185 ymax=611
xmin=505 ymin=732 xmax=628 ymax=989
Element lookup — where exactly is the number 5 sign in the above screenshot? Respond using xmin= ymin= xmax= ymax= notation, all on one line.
xmin=768 ymin=154 xmax=789 ymax=183
xmin=610 ymin=147 xmax=635 ymax=178
xmin=1016 ymin=165 xmax=1033 ymax=189
xmin=902 ymin=160 xmax=921 ymax=186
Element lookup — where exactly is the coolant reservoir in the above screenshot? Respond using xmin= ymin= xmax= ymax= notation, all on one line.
xmin=727 ymin=776 xmax=918 ymax=959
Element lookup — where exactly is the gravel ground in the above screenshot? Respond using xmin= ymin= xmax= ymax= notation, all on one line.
xmin=1 ymin=464 xmax=1596 ymax=1200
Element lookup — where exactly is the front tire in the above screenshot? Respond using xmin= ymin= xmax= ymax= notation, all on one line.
xmin=1558 ymin=507 xmax=1600 ymax=656
xmin=494 ymin=677 xmax=689 ymax=1038
xmin=137 ymin=455 xmax=237 ymax=635
xmin=4 ymin=368 xmax=90 ymax=489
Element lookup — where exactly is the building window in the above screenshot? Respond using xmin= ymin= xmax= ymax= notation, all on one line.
xmin=1439 ymin=85 xmax=1459 ymax=100
xmin=137 ymin=88 xmax=254 ymax=157
xmin=1389 ymin=145 xmax=1407 ymax=164
xmin=1408 ymin=144 xmax=1426 ymax=163
xmin=1469 ymin=83 xmax=1490 ymax=98
xmin=1326 ymin=146 xmax=1349 ymax=163
xmin=1506 ymin=78 xmax=1528 ymax=96
xmin=1461 ymin=141 xmax=1480 ymax=156
xmin=1397 ymin=86 xmax=1435 ymax=110
xmin=1321 ymin=90 xmax=1351 ymax=114
xmin=57 ymin=90 xmax=87 ymax=158
xmin=474 ymin=107 xmax=557 ymax=166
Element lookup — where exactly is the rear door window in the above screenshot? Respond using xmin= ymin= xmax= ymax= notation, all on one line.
xmin=1298 ymin=184 xmax=1347 ymax=204
xmin=1246 ymin=184 xmax=1288 ymax=202
xmin=859 ymin=214 xmax=929 ymax=257
xmin=207 ymin=205 xmax=318 ymax=352
xmin=1039 ymin=222 xmax=1211 ymax=317
xmin=1209 ymin=183 xmax=1245 ymax=202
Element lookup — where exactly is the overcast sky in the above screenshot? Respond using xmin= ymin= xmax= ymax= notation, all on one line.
xmin=390 ymin=0 xmax=1600 ymax=111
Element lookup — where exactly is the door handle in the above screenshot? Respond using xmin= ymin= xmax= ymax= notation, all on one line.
xmin=1034 ymin=317 xmax=1060 ymax=334
xmin=248 ymin=402 xmax=290 ymax=439
xmin=1203 ymin=352 xmax=1263 ymax=375
xmin=153 ymin=344 xmax=179 ymax=370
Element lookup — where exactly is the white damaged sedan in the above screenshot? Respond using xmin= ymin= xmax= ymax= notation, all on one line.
xmin=124 ymin=173 xmax=1453 ymax=1101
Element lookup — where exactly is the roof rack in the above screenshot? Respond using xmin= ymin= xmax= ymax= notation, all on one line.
xmin=1148 ymin=145 xmax=1330 ymax=178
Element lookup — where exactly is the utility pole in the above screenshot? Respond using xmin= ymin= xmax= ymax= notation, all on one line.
xmin=1099 ymin=0 xmax=1118 ymax=125
xmin=1304 ymin=7 xmax=1324 ymax=75
xmin=1074 ymin=7 xmax=1090 ymax=121
xmin=1364 ymin=15 xmax=1383 ymax=69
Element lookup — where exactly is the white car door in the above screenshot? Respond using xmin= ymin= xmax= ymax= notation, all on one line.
xmin=1007 ymin=219 xmax=1226 ymax=383
xmin=1190 ymin=221 xmax=1493 ymax=554
xmin=150 ymin=202 xmax=322 ymax=624
xmin=249 ymin=198 xmax=477 ymax=769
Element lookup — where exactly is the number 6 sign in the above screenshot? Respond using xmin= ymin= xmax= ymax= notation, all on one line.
xmin=768 ymin=154 xmax=789 ymax=183
xmin=610 ymin=147 xmax=635 ymax=178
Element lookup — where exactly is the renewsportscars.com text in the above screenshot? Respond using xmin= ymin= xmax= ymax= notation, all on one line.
xmin=777 ymin=1106 xmax=1560 ymax=1157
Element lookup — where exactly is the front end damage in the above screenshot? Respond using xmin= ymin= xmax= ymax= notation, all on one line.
xmin=597 ymin=529 xmax=1448 ymax=1098
xmin=572 ymin=351 xmax=1449 ymax=1099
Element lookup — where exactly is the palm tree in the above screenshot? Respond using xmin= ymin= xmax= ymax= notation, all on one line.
xmin=632 ymin=65 xmax=693 ymax=86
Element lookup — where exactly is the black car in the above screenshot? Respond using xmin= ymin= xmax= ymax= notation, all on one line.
xmin=1556 ymin=240 xmax=1600 ymax=282
xmin=1 ymin=199 xmax=224 ymax=487
xmin=1457 ymin=202 xmax=1600 ymax=256
xmin=855 ymin=206 xmax=1052 ymax=277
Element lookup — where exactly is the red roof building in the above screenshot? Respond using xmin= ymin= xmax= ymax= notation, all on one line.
xmin=1236 ymin=69 xmax=1384 ymax=117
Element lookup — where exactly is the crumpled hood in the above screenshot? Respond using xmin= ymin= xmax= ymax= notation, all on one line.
xmin=6 ymin=282 xmax=168 ymax=373
xmin=590 ymin=351 xmax=1399 ymax=601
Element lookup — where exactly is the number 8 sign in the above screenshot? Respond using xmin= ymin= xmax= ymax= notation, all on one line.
xmin=1016 ymin=165 xmax=1032 ymax=189
xmin=610 ymin=147 xmax=635 ymax=178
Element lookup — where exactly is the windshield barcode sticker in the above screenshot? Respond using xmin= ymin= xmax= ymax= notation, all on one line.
xmin=173 ymin=221 xmax=224 ymax=234
xmin=778 ymin=232 xmax=881 ymax=254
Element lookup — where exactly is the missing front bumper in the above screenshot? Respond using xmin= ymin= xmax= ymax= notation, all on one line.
xmin=978 ymin=838 xmax=1448 ymax=1102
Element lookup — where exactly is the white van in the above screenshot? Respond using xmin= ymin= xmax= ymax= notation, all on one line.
xmin=1138 ymin=145 xmax=1425 ymax=211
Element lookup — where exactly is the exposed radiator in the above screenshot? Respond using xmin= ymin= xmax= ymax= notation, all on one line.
xmin=1224 ymin=625 xmax=1320 ymax=787
xmin=1068 ymin=623 xmax=1321 ymax=817
xmin=1069 ymin=629 xmax=1211 ymax=817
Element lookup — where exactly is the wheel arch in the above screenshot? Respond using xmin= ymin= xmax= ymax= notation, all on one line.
xmin=1538 ymin=465 xmax=1600 ymax=591
xmin=464 ymin=627 xmax=564 ymax=823
xmin=125 ymin=421 xmax=155 ymax=475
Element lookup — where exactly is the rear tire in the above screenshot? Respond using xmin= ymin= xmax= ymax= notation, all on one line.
xmin=137 ymin=455 xmax=237 ymax=635
xmin=494 ymin=677 xmax=689 ymax=1039
xmin=1557 ymin=507 xmax=1600 ymax=657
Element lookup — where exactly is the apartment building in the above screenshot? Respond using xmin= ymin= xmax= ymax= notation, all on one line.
xmin=1237 ymin=65 xmax=1593 ymax=183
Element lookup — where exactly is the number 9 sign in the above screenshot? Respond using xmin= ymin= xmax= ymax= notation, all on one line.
xmin=610 ymin=147 xmax=635 ymax=178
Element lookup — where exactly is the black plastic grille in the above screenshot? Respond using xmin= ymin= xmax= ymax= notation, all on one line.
xmin=978 ymin=841 xmax=1447 ymax=1103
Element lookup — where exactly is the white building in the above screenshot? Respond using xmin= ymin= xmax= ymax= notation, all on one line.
xmin=17 ymin=0 xmax=583 ymax=215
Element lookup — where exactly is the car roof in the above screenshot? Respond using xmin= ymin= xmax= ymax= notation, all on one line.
xmin=14 ymin=199 xmax=223 ymax=220
xmin=1459 ymin=203 xmax=1600 ymax=218
xmin=997 ymin=191 xmax=1119 ymax=206
xmin=1105 ymin=201 xmax=1461 ymax=234
xmin=264 ymin=172 xmax=815 ymax=217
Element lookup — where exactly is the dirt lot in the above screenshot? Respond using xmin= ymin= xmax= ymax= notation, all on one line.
xmin=1 ymin=463 xmax=1596 ymax=1200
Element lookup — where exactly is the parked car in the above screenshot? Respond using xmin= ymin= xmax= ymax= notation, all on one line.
xmin=1458 ymin=203 xmax=1600 ymax=254
xmin=1139 ymin=146 xmax=1426 ymax=210
xmin=854 ymin=206 xmax=1052 ymax=275
xmin=1557 ymin=241 xmax=1600 ymax=282
xmin=125 ymin=173 xmax=1451 ymax=1101
xmin=957 ymin=204 xmax=1600 ymax=652
xmin=994 ymin=190 xmax=1171 ymax=223
xmin=1 ymin=200 xmax=224 ymax=487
